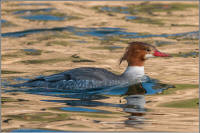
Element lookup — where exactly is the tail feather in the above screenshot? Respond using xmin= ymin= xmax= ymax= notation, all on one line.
xmin=7 ymin=80 xmax=46 ymax=88
xmin=6 ymin=82 xmax=30 ymax=88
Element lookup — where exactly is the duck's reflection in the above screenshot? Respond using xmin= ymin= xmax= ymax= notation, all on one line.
xmin=123 ymin=83 xmax=146 ymax=125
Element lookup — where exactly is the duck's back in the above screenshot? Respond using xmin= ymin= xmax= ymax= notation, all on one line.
xmin=62 ymin=67 xmax=120 ymax=81
xmin=14 ymin=67 xmax=121 ymax=89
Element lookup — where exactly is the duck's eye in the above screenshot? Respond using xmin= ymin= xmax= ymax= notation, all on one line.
xmin=146 ymin=49 xmax=151 ymax=52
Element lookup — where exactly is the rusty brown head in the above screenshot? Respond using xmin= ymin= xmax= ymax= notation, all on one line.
xmin=120 ymin=42 xmax=169 ymax=66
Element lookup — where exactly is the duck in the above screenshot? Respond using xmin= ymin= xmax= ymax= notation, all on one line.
xmin=11 ymin=42 xmax=169 ymax=91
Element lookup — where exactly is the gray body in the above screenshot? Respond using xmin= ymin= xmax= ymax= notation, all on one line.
xmin=14 ymin=67 xmax=126 ymax=90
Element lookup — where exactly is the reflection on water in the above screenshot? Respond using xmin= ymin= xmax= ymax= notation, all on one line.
xmin=45 ymin=99 xmax=121 ymax=108
xmin=2 ymin=27 xmax=138 ymax=38
xmin=124 ymin=95 xmax=146 ymax=125
xmin=3 ymin=75 xmax=173 ymax=130
xmin=100 ymin=6 xmax=131 ymax=14
xmin=10 ymin=129 xmax=67 ymax=132
xmin=21 ymin=14 xmax=66 ymax=21
xmin=17 ymin=3 xmax=51 ymax=6
xmin=2 ymin=19 xmax=7 ymax=23
xmin=13 ymin=8 xmax=55 ymax=14
xmin=179 ymin=51 xmax=199 ymax=58
xmin=60 ymin=106 xmax=111 ymax=113
xmin=125 ymin=16 xmax=138 ymax=20
xmin=2 ymin=26 xmax=198 ymax=41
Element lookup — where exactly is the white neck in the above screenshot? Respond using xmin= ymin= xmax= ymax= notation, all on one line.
xmin=121 ymin=66 xmax=145 ymax=81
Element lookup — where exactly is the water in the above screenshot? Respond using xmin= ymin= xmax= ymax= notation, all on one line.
xmin=1 ymin=19 xmax=7 ymax=23
xmin=100 ymin=7 xmax=131 ymax=14
xmin=21 ymin=14 xmax=65 ymax=21
xmin=3 ymin=2 xmax=198 ymax=132
xmin=184 ymin=52 xmax=199 ymax=57
xmin=125 ymin=16 xmax=138 ymax=20
xmin=177 ymin=32 xmax=199 ymax=40
xmin=1 ymin=20 xmax=16 ymax=27
xmin=76 ymin=40 xmax=87 ymax=43
xmin=178 ymin=51 xmax=199 ymax=58
xmin=13 ymin=8 xmax=55 ymax=14
xmin=22 ymin=49 xmax=41 ymax=56
xmin=2 ymin=26 xmax=198 ymax=40
xmin=154 ymin=40 xmax=176 ymax=47
xmin=1 ymin=26 xmax=137 ymax=38
xmin=107 ymin=45 xmax=124 ymax=50
xmin=10 ymin=129 xmax=67 ymax=132
xmin=43 ymin=99 xmax=121 ymax=107
xmin=0 ymin=26 xmax=178 ymax=130
xmin=60 ymin=107 xmax=110 ymax=113
xmin=23 ymin=49 xmax=39 ymax=53
xmin=17 ymin=3 xmax=50 ymax=6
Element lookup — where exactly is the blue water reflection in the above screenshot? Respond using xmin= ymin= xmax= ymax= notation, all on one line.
xmin=60 ymin=106 xmax=110 ymax=113
xmin=10 ymin=129 xmax=67 ymax=132
xmin=21 ymin=14 xmax=65 ymax=21
xmin=2 ymin=26 xmax=197 ymax=40
xmin=101 ymin=7 xmax=130 ymax=14
xmin=1 ymin=19 xmax=7 ymax=23
xmin=17 ymin=3 xmax=50 ymax=6
xmin=13 ymin=8 xmax=55 ymax=14
xmin=125 ymin=16 xmax=138 ymax=20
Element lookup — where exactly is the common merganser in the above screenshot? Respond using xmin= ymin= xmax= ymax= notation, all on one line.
xmin=12 ymin=42 xmax=169 ymax=90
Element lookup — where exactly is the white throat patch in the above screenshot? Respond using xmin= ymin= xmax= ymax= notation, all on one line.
xmin=123 ymin=66 xmax=145 ymax=81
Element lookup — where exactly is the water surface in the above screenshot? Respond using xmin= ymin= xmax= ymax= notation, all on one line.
xmin=125 ymin=16 xmax=138 ymax=20
xmin=100 ymin=6 xmax=131 ymax=14
xmin=1 ymin=19 xmax=7 ymax=23
xmin=21 ymin=14 xmax=65 ymax=21
xmin=13 ymin=8 xmax=55 ymax=14
xmin=17 ymin=3 xmax=50 ymax=6
xmin=60 ymin=106 xmax=110 ymax=113
xmin=10 ymin=129 xmax=67 ymax=132
xmin=2 ymin=26 xmax=198 ymax=40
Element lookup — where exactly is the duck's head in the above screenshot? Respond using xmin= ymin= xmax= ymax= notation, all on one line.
xmin=120 ymin=42 xmax=170 ymax=66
